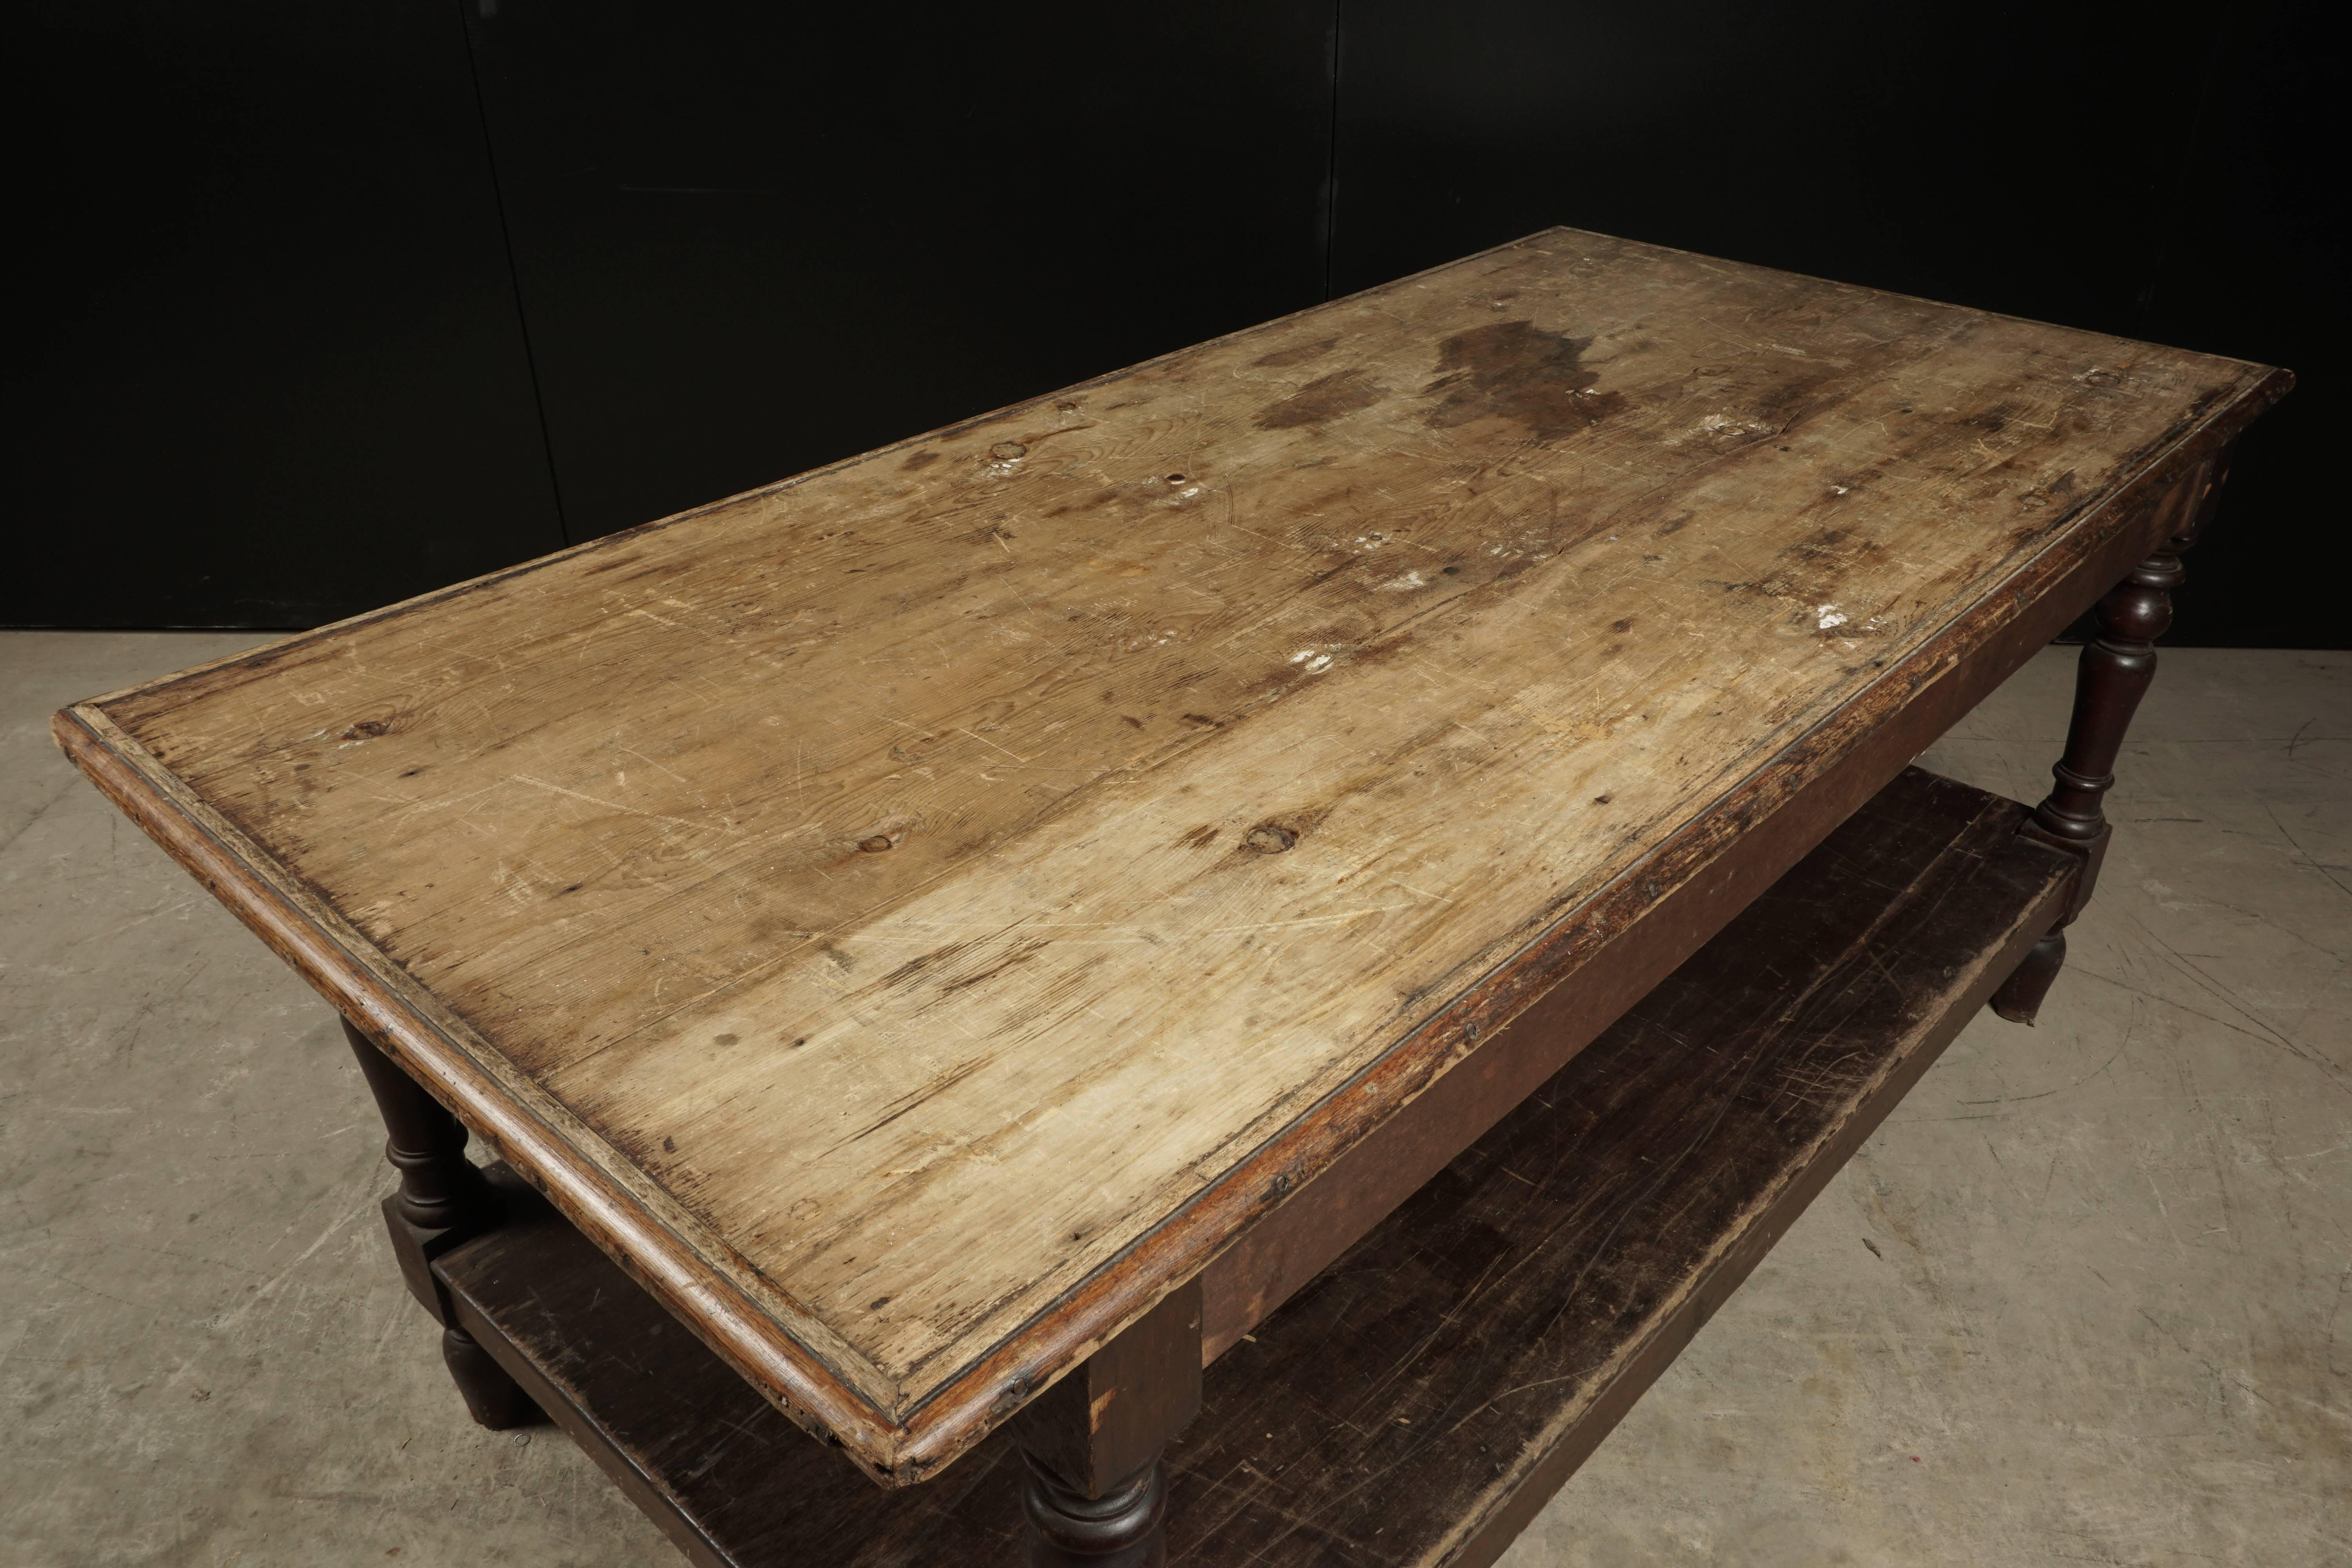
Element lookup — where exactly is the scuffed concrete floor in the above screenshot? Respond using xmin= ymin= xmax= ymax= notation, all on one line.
xmin=4 ymin=631 xmax=2347 ymax=1567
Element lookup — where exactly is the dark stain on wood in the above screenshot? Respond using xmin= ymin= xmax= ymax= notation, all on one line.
xmin=1254 ymin=369 xmax=1390 ymax=430
xmin=1421 ymin=319 xmax=1624 ymax=439
xmin=1253 ymin=337 xmax=1339 ymax=369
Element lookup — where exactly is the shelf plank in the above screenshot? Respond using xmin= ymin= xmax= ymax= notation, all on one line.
xmin=437 ymin=765 xmax=2073 ymax=1566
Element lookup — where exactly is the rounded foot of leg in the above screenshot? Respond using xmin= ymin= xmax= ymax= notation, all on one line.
xmin=1024 ymin=1454 xmax=1167 ymax=1566
xmin=441 ymin=1324 xmax=543 ymax=1430
xmin=1990 ymin=928 xmax=2067 ymax=1026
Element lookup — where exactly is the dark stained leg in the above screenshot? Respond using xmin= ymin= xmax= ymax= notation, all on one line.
xmin=1992 ymin=455 xmax=2227 ymax=1024
xmin=1011 ymin=1279 xmax=1201 ymax=1566
xmin=342 ymin=1016 xmax=541 ymax=1428
xmin=1022 ymin=1457 xmax=1168 ymax=1566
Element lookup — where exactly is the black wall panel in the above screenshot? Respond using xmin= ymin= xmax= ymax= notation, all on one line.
xmin=1328 ymin=0 xmax=2343 ymax=647
xmin=11 ymin=2 xmax=2335 ymax=645
xmin=11 ymin=0 xmax=566 ymax=628
xmin=462 ymin=2 xmax=1337 ymax=542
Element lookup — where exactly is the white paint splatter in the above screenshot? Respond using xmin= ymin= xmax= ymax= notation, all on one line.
xmin=1665 ymin=412 xmax=1774 ymax=448
xmin=1816 ymin=605 xmax=1849 ymax=631
xmin=1290 ymin=648 xmax=1334 ymax=674
xmin=1376 ymin=570 xmax=1429 ymax=592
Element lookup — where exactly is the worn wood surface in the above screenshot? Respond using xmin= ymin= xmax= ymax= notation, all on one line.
xmin=437 ymin=765 xmax=2075 ymax=1565
xmin=52 ymin=228 xmax=2288 ymax=1477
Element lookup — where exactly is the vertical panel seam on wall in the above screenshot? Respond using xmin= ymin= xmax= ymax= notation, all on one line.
xmin=2134 ymin=14 xmax=2234 ymax=320
xmin=450 ymin=0 xmax=572 ymax=546
xmin=1323 ymin=0 xmax=1343 ymax=301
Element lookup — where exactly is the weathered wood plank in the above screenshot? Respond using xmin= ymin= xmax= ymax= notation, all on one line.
xmin=58 ymin=229 xmax=2286 ymax=1472
xmin=437 ymin=765 xmax=2074 ymax=1564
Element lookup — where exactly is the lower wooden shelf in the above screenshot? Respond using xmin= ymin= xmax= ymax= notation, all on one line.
xmin=433 ymin=766 xmax=2075 ymax=1567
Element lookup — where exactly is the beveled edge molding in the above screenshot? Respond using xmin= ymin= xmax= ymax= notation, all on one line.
xmin=47 ymin=705 xmax=915 ymax=1482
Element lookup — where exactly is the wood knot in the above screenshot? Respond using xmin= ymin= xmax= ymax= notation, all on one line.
xmin=858 ymin=835 xmax=894 ymax=853
xmin=341 ymin=718 xmax=391 ymax=740
xmin=990 ymin=441 xmax=1027 ymax=460
xmin=1243 ymin=824 xmax=1297 ymax=854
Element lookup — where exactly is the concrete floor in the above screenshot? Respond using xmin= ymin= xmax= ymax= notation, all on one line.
xmin=4 ymin=631 xmax=2346 ymax=1567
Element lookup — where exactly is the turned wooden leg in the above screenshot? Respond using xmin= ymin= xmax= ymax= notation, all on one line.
xmin=342 ymin=1016 xmax=541 ymax=1429
xmin=1012 ymin=1279 xmax=1201 ymax=1566
xmin=1024 ymin=1456 xmax=1169 ymax=1566
xmin=1992 ymin=454 xmax=2227 ymax=1024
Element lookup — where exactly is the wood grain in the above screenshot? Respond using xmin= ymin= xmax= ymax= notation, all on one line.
xmin=436 ymin=765 xmax=2075 ymax=1564
xmin=55 ymin=228 xmax=2289 ymax=1477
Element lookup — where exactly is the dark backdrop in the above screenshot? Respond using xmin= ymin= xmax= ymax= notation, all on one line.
xmin=12 ymin=1 xmax=2339 ymax=644
xmin=11 ymin=0 xmax=564 ymax=627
